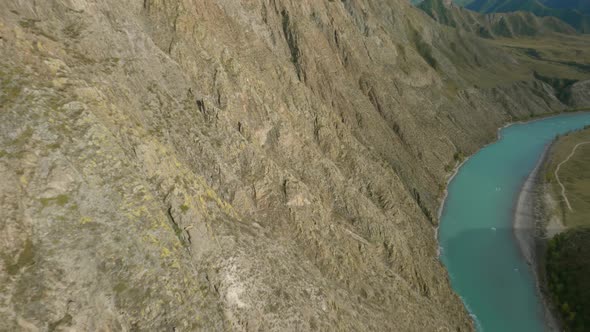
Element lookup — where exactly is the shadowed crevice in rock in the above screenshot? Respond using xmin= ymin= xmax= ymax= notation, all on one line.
xmin=0 ymin=0 xmax=579 ymax=330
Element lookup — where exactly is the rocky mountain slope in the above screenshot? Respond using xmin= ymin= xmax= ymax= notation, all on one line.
xmin=567 ymin=80 xmax=590 ymax=108
xmin=418 ymin=0 xmax=577 ymax=38
xmin=0 ymin=0 xmax=582 ymax=331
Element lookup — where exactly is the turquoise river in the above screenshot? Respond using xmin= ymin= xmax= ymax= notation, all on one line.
xmin=439 ymin=112 xmax=590 ymax=332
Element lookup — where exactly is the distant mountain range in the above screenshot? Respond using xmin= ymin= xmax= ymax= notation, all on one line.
xmin=418 ymin=0 xmax=577 ymax=38
xmin=412 ymin=0 xmax=590 ymax=32
xmin=418 ymin=0 xmax=576 ymax=38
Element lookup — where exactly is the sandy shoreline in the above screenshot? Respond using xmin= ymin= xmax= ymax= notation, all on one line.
xmin=512 ymin=144 xmax=562 ymax=331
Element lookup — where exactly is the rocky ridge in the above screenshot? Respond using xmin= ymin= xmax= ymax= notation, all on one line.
xmin=0 ymin=0 xmax=577 ymax=331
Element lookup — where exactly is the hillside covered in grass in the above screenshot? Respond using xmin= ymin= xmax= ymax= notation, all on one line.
xmin=417 ymin=0 xmax=590 ymax=105
xmin=543 ymin=127 xmax=590 ymax=331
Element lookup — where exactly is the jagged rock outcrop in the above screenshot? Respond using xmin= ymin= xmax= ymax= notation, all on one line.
xmin=0 ymin=0 xmax=573 ymax=331
xmin=567 ymin=80 xmax=590 ymax=108
xmin=418 ymin=0 xmax=577 ymax=38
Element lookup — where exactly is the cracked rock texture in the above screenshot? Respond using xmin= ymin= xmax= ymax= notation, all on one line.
xmin=0 ymin=0 xmax=568 ymax=331
xmin=568 ymin=80 xmax=590 ymax=108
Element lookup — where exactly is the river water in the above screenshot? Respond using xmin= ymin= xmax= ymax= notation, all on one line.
xmin=438 ymin=113 xmax=590 ymax=332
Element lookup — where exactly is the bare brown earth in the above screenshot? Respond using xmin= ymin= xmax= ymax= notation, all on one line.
xmin=0 ymin=0 xmax=588 ymax=331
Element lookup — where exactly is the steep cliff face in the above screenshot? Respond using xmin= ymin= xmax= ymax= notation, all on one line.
xmin=0 ymin=0 xmax=569 ymax=331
